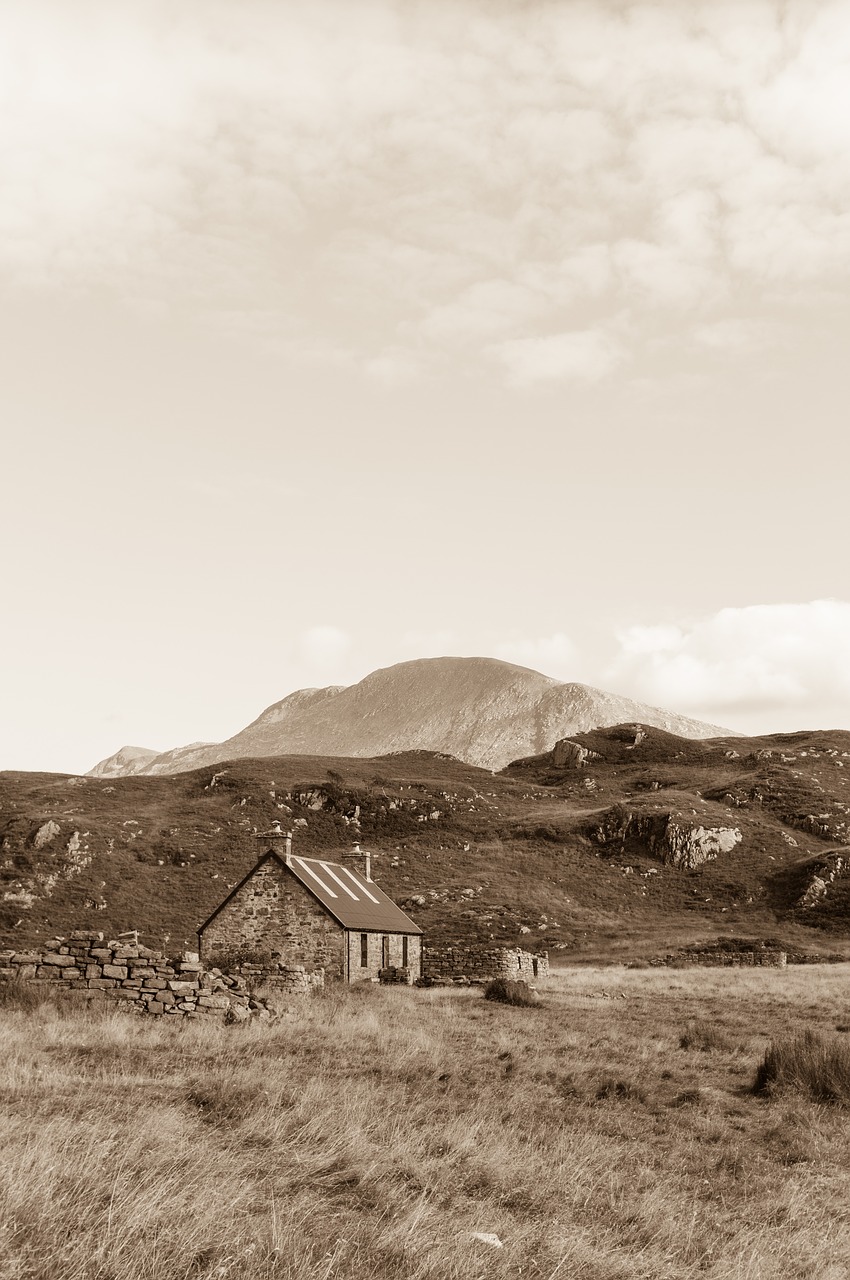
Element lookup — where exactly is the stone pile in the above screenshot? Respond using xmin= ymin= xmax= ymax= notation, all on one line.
xmin=423 ymin=944 xmax=549 ymax=985
xmin=0 ymin=931 xmax=324 ymax=1018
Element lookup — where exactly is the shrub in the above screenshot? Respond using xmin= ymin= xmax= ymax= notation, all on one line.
xmin=483 ymin=978 xmax=539 ymax=1007
xmin=753 ymin=1029 xmax=850 ymax=1103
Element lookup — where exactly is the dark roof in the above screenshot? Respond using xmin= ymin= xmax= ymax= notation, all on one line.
xmin=198 ymin=852 xmax=423 ymax=936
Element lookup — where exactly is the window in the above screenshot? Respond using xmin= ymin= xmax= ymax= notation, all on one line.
xmin=402 ymin=935 xmax=408 ymax=967
xmin=532 ymin=957 xmax=538 ymax=978
xmin=382 ymin=935 xmax=390 ymax=967
xmin=360 ymin=933 xmax=368 ymax=967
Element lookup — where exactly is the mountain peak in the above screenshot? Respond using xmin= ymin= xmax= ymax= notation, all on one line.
xmin=88 ymin=655 xmax=733 ymax=777
xmin=87 ymin=745 xmax=160 ymax=778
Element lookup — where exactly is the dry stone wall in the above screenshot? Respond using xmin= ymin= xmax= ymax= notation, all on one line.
xmin=423 ymin=944 xmax=549 ymax=985
xmin=0 ymin=931 xmax=323 ymax=1019
xmin=654 ymin=949 xmax=787 ymax=968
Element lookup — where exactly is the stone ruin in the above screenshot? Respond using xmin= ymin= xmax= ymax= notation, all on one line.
xmin=422 ymin=943 xmax=549 ymax=985
xmin=0 ymin=931 xmax=323 ymax=1020
xmin=653 ymin=949 xmax=787 ymax=969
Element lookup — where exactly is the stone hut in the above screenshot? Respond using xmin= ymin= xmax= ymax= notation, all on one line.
xmin=198 ymin=827 xmax=423 ymax=983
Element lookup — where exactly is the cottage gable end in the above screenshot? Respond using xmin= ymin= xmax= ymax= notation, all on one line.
xmin=198 ymin=854 xmax=346 ymax=978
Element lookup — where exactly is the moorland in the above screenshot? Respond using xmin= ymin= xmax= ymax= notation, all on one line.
xmin=3 ymin=966 xmax=850 ymax=1279
xmin=2 ymin=723 xmax=850 ymax=960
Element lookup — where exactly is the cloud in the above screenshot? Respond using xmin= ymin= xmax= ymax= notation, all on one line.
xmin=493 ymin=329 xmax=624 ymax=385
xmin=693 ymin=317 xmax=782 ymax=351
xmin=3 ymin=1 xmax=850 ymax=380
xmin=607 ymin=601 xmax=850 ymax=729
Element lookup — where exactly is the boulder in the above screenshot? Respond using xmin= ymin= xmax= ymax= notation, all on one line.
xmin=32 ymin=821 xmax=61 ymax=849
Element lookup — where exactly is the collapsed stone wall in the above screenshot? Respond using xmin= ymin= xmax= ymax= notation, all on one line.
xmin=423 ymin=944 xmax=549 ymax=985
xmin=0 ymin=931 xmax=324 ymax=1019
xmin=654 ymin=949 xmax=787 ymax=969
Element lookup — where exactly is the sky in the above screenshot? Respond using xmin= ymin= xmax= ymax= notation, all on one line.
xmin=2 ymin=0 xmax=850 ymax=773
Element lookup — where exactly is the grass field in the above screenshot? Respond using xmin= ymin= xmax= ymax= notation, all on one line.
xmin=3 ymin=967 xmax=850 ymax=1279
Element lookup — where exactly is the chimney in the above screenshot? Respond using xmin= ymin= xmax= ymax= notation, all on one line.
xmin=261 ymin=820 xmax=293 ymax=867
xmin=345 ymin=842 xmax=372 ymax=882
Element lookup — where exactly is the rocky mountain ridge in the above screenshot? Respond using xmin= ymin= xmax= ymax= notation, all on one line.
xmin=89 ymin=656 xmax=733 ymax=777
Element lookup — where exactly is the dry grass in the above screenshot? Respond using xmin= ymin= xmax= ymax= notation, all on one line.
xmin=483 ymin=977 xmax=540 ymax=1006
xmin=754 ymin=1027 xmax=850 ymax=1103
xmin=3 ymin=966 xmax=850 ymax=1278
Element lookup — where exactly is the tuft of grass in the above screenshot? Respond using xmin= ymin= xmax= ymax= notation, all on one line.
xmin=0 ymin=978 xmax=49 ymax=1013
xmin=679 ymin=1018 xmax=733 ymax=1052
xmin=0 ymin=979 xmax=101 ymax=1018
xmin=593 ymin=1075 xmax=648 ymax=1104
xmin=670 ymin=1087 xmax=704 ymax=1108
xmin=186 ymin=1072 xmax=262 ymax=1127
xmin=483 ymin=978 xmax=539 ymax=1007
xmin=754 ymin=1028 xmax=850 ymax=1103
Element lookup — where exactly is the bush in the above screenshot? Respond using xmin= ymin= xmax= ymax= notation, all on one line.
xmin=753 ymin=1029 xmax=850 ymax=1103
xmin=483 ymin=978 xmax=539 ymax=1007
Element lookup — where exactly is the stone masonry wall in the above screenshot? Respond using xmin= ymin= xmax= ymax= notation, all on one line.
xmin=0 ymin=931 xmax=323 ymax=1020
xmin=654 ymin=950 xmax=787 ymax=968
xmin=199 ymin=857 xmax=346 ymax=979
xmin=346 ymin=931 xmax=422 ymax=983
xmin=423 ymin=944 xmax=549 ymax=985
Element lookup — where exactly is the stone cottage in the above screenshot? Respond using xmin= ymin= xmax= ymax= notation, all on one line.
xmin=198 ymin=827 xmax=423 ymax=983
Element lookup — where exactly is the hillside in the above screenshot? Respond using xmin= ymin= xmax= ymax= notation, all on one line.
xmin=89 ymin=657 xmax=732 ymax=777
xmin=5 ymin=723 xmax=850 ymax=961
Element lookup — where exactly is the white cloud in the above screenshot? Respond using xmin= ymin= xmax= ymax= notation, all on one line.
xmin=693 ymin=318 xmax=782 ymax=351
xmin=3 ymin=1 xmax=850 ymax=379
xmin=493 ymin=329 xmax=624 ymax=385
xmin=607 ymin=601 xmax=850 ymax=730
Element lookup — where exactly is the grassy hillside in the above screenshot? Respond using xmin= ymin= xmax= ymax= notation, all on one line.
xmin=2 ymin=725 xmax=850 ymax=957
xmin=4 ymin=968 xmax=850 ymax=1278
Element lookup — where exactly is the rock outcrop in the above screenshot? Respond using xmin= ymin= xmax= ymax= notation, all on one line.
xmin=552 ymin=739 xmax=602 ymax=768
xmin=32 ymin=821 xmax=61 ymax=850
xmin=797 ymin=855 xmax=850 ymax=908
xmin=593 ymin=807 xmax=742 ymax=870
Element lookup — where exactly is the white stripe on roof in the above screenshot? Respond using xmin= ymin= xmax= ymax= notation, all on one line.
xmin=319 ymin=862 xmax=360 ymax=900
xmin=339 ymin=865 xmax=380 ymax=903
xmin=294 ymin=858 xmax=338 ymax=898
